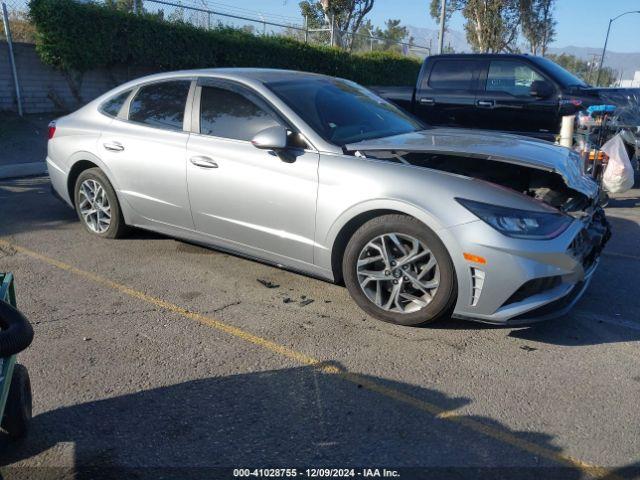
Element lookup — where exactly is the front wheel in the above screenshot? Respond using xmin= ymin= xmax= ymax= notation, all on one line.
xmin=342 ymin=214 xmax=457 ymax=326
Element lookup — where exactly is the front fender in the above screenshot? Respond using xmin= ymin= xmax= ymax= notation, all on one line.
xmin=314 ymin=198 xmax=449 ymax=277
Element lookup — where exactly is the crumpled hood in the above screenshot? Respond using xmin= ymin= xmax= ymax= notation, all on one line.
xmin=345 ymin=128 xmax=598 ymax=199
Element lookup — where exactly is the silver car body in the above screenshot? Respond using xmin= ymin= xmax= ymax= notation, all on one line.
xmin=47 ymin=68 xmax=608 ymax=325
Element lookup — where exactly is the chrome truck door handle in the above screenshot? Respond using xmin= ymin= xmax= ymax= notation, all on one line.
xmin=476 ymin=100 xmax=495 ymax=108
xmin=103 ymin=141 xmax=124 ymax=152
xmin=190 ymin=156 xmax=218 ymax=168
xmin=419 ymin=97 xmax=435 ymax=105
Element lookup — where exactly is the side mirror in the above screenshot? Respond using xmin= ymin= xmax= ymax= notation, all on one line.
xmin=251 ymin=125 xmax=288 ymax=151
xmin=530 ymin=80 xmax=554 ymax=99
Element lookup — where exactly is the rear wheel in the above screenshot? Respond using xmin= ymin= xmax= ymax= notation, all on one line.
xmin=343 ymin=214 xmax=457 ymax=326
xmin=74 ymin=168 xmax=128 ymax=239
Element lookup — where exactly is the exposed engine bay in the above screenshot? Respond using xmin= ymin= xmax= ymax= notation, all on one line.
xmin=359 ymin=150 xmax=594 ymax=215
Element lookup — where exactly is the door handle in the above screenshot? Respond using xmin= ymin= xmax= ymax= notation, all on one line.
xmin=476 ymin=100 xmax=495 ymax=108
xmin=419 ymin=97 xmax=435 ymax=105
xmin=103 ymin=141 xmax=124 ymax=152
xmin=190 ymin=156 xmax=218 ymax=169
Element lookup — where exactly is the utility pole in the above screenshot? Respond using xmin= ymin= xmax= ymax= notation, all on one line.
xmin=437 ymin=0 xmax=446 ymax=54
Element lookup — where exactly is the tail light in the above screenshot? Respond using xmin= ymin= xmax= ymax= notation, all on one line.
xmin=47 ymin=121 xmax=56 ymax=140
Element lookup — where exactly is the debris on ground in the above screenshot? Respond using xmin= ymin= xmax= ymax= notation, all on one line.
xmin=257 ymin=279 xmax=280 ymax=288
xmin=520 ymin=345 xmax=537 ymax=352
xmin=300 ymin=299 xmax=314 ymax=307
xmin=283 ymin=297 xmax=293 ymax=304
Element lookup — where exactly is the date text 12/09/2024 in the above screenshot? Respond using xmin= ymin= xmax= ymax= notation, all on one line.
xmin=233 ymin=469 xmax=400 ymax=478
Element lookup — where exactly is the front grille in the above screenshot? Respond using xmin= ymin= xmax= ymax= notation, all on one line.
xmin=509 ymin=280 xmax=585 ymax=322
xmin=568 ymin=208 xmax=611 ymax=270
xmin=503 ymin=276 xmax=562 ymax=306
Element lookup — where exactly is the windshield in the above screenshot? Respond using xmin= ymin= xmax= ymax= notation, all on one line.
xmin=266 ymin=77 xmax=425 ymax=146
xmin=535 ymin=57 xmax=590 ymax=88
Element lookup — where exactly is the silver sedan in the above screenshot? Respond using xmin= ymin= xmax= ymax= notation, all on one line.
xmin=46 ymin=69 xmax=610 ymax=326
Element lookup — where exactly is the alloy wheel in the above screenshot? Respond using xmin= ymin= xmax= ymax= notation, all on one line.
xmin=356 ymin=233 xmax=440 ymax=313
xmin=78 ymin=179 xmax=111 ymax=234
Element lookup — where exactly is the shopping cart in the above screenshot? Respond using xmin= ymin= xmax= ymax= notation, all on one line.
xmin=0 ymin=273 xmax=34 ymax=439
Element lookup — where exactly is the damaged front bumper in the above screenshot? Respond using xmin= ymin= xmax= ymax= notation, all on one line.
xmin=446 ymin=207 xmax=611 ymax=325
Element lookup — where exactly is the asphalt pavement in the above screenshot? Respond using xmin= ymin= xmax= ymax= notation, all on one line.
xmin=0 ymin=175 xmax=639 ymax=479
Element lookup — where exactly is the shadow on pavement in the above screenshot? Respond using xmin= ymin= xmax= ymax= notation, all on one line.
xmin=0 ymin=177 xmax=76 ymax=237
xmin=606 ymin=196 xmax=640 ymax=209
xmin=0 ymin=177 xmax=166 ymax=241
xmin=0 ymin=362 xmax=615 ymax=480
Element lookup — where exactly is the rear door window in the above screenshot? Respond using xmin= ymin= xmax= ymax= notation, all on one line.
xmin=486 ymin=61 xmax=545 ymax=96
xmin=198 ymin=85 xmax=282 ymax=141
xmin=128 ymin=80 xmax=191 ymax=131
xmin=427 ymin=60 xmax=478 ymax=90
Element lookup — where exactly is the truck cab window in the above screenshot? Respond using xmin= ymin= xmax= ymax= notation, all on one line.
xmin=486 ymin=61 xmax=545 ymax=97
xmin=427 ymin=60 xmax=476 ymax=90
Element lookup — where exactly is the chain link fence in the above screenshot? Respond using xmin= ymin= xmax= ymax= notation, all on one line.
xmin=1 ymin=0 xmax=35 ymax=42
xmin=1 ymin=0 xmax=430 ymax=57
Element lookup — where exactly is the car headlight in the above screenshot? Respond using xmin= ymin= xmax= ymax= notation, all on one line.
xmin=456 ymin=198 xmax=573 ymax=240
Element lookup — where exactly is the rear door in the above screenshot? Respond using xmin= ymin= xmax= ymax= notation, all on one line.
xmin=474 ymin=59 xmax=560 ymax=138
xmin=100 ymin=79 xmax=195 ymax=229
xmin=414 ymin=58 xmax=482 ymax=128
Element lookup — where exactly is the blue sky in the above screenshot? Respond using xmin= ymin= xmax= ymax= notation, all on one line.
xmin=222 ymin=0 xmax=640 ymax=53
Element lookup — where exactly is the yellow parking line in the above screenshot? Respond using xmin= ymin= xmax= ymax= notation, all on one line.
xmin=0 ymin=239 xmax=620 ymax=480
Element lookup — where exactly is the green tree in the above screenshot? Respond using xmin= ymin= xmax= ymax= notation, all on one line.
xmin=546 ymin=53 xmax=618 ymax=87
xmin=298 ymin=0 xmax=374 ymax=49
xmin=105 ymin=0 xmax=134 ymax=12
xmin=429 ymin=0 xmax=521 ymax=53
xmin=520 ymin=0 xmax=555 ymax=55
xmin=429 ymin=0 xmax=464 ymax=35
xmin=350 ymin=18 xmax=375 ymax=51
xmin=373 ymin=19 xmax=411 ymax=52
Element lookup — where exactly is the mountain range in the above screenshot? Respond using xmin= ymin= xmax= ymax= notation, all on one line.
xmin=406 ymin=25 xmax=640 ymax=80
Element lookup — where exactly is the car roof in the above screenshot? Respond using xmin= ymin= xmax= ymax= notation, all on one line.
xmin=132 ymin=68 xmax=336 ymax=85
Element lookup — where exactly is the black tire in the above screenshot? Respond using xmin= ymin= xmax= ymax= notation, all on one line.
xmin=342 ymin=214 xmax=457 ymax=327
xmin=74 ymin=167 xmax=128 ymax=239
xmin=1 ymin=363 xmax=32 ymax=439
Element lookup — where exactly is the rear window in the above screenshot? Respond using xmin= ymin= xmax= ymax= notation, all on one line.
xmin=99 ymin=90 xmax=131 ymax=118
xmin=427 ymin=60 xmax=477 ymax=90
xmin=129 ymin=80 xmax=191 ymax=131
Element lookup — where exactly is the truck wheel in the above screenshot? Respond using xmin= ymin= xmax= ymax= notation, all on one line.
xmin=342 ymin=214 xmax=457 ymax=326
xmin=1 ymin=363 xmax=32 ymax=439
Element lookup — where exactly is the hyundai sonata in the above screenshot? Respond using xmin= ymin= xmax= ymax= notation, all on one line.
xmin=47 ymin=69 xmax=610 ymax=326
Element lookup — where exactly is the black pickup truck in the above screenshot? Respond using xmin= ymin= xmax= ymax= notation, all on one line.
xmin=377 ymin=53 xmax=640 ymax=143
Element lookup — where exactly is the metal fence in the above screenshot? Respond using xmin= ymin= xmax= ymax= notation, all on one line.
xmin=0 ymin=0 xmax=430 ymax=57
xmin=0 ymin=0 xmax=34 ymax=43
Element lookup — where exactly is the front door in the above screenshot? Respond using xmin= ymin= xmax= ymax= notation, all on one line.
xmin=100 ymin=79 xmax=194 ymax=229
xmin=474 ymin=60 xmax=560 ymax=139
xmin=186 ymin=80 xmax=319 ymax=265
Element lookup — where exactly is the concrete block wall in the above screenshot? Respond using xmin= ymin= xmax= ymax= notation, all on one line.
xmin=1 ymin=41 xmax=152 ymax=113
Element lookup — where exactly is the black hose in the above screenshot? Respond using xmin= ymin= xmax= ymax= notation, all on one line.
xmin=0 ymin=300 xmax=34 ymax=358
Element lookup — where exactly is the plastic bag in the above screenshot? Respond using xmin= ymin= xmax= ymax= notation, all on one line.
xmin=601 ymin=133 xmax=634 ymax=193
